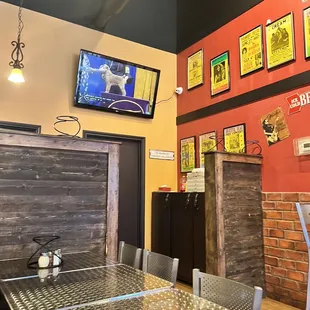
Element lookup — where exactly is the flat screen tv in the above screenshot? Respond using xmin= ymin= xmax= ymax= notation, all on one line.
xmin=74 ymin=49 xmax=161 ymax=119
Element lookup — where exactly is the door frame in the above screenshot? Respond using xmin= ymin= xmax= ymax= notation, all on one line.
xmin=0 ymin=121 xmax=41 ymax=134
xmin=83 ymin=130 xmax=145 ymax=248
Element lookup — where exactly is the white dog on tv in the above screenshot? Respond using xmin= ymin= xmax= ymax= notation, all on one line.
xmin=99 ymin=64 xmax=129 ymax=96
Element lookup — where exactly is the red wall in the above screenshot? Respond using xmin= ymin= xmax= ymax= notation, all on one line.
xmin=177 ymin=0 xmax=310 ymax=192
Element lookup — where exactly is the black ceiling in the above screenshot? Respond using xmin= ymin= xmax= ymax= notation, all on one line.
xmin=2 ymin=0 xmax=177 ymax=53
xmin=177 ymin=0 xmax=263 ymax=53
xmin=2 ymin=0 xmax=263 ymax=54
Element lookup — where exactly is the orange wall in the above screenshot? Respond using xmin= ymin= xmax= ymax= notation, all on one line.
xmin=0 ymin=2 xmax=177 ymax=248
xmin=177 ymin=0 xmax=310 ymax=192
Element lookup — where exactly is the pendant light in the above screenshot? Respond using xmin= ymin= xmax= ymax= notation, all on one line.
xmin=8 ymin=0 xmax=25 ymax=83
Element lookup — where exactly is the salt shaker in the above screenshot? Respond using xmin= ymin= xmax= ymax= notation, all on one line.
xmin=38 ymin=253 xmax=49 ymax=268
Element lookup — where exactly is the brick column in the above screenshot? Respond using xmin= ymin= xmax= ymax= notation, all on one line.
xmin=263 ymin=192 xmax=310 ymax=309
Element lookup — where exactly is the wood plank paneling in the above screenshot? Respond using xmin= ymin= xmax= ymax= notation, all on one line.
xmin=204 ymin=152 xmax=264 ymax=290
xmin=223 ymin=161 xmax=265 ymax=289
xmin=0 ymin=146 xmax=107 ymax=182
xmin=0 ymin=195 xmax=107 ymax=212
xmin=0 ymin=144 xmax=108 ymax=260
xmin=205 ymin=154 xmax=218 ymax=275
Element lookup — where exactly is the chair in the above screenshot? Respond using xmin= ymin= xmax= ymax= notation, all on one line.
xmin=296 ymin=203 xmax=310 ymax=310
xmin=118 ymin=241 xmax=142 ymax=269
xmin=193 ymin=269 xmax=263 ymax=310
xmin=142 ymin=249 xmax=179 ymax=286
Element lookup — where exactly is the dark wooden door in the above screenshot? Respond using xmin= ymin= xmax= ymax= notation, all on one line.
xmin=193 ymin=193 xmax=206 ymax=273
xmin=151 ymin=192 xmax=171 ymax=256
xmin=170 ymin=193 xmax=193 ymax=283
xmin=84 ymin=131 xmax=145 ymax=248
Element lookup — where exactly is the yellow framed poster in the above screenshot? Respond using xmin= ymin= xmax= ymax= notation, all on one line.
xmin=265 ymin=12 xmax=295 ymax=69
xmin=199 ymin=131 xmax=217 ymax=168
xmin=187 ymin=49 xmax=204 ymax=90
xmin=303 ymin=7 xmax=310 ymax=59
xmin=180 ymin=136 xmax=196 ymax=173
xmin=223 ymin=124 xmax=246 ymax=154
xmin=210 ymin=51 xmax=230 ymax=96
xmin=239 ymin=25 xmax=264 ymax=76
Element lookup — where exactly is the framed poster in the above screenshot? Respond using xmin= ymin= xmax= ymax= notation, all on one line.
xmin=180 ymin=136 xmax=196 ymax=173
xmin=187 ymin=49 xmax=204 ymax=90
xmin=303 ymin=7 xmax=310 ymax=59
xmin=199 ymin=131 xmax=217 ymax=168
xmin=261 ymin=107 xmax=290 ymax=146
xmin=239 ymin=25 xmax=264 ymax=76
xmin=265 ymin=12 xmax=295 ymax=69
xmin=223 ymin=124 xmax=246 ymax=154
xmin=210 ymin=51 xmax=230 ymax=96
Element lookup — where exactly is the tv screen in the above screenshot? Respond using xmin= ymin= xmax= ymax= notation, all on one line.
xmin=74 ymin=49 xmax=160 ymax=119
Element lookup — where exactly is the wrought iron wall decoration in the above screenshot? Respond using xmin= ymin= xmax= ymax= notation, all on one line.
xmin=246 ymin=140 xmax=262 ymax=155
xmin=54 ymin=116 xmax=81 ymax=138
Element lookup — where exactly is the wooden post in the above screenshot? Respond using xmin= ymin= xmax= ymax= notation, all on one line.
xmin=204 ymin=151 xmax=265 ymax=289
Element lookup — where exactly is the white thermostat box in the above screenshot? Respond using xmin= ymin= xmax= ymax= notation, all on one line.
xmin=294 ymin=137 xmax=310 ymax=156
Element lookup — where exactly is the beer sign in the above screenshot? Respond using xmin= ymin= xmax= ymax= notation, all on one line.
xmin=286 ymin=91 xmax=310 ymax=115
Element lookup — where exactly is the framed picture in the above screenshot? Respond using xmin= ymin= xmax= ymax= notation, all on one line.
xmin=199 ymin=131 xmax=217 ymax=168
xmin=265 ymin=12 xmax=295 ymax=69
xmin=223 ymin=124 xmax=246 ymax=154
xmin=239 ymin=25 xmax=264 ymax=76
xmin=261 ymin=107 xmax=290 ymax=146
xmin=180 ymin=136 xmax=196 ymax=173
xmin=303 ymin=7 xmax=310 ymax=59
xmin=187 ymin=49 xmax=204 ymax=90
xmin=210 ymin=51 xmax=230 ymax=96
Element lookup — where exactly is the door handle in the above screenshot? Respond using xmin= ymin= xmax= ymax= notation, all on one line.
xmin=164 ymin=193 xmax=170 ymax=208
xmin=185 ymin=193 xmax=191 ymax=209
xmin=194 ymin=193 xmax=199 ymax=211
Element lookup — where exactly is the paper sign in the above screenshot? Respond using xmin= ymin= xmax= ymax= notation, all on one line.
xmin=149 ymin=150 xmax=174 ymax=161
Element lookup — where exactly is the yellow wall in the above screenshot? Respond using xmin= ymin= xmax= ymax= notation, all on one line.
xmin=0 ymin=2 xmax=177 ymax=248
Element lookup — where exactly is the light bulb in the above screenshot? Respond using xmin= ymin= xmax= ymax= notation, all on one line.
xmin=8 ymin=68 xmax=25 ymax=83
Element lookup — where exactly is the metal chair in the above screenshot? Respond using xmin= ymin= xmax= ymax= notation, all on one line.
xmin=142 ymin=249 xmax=179 ymax=286
xmin=118 ymin=241 xmax=142 ymax=269
xmin=296 ymin=203 xmax=310 ymax=310
xmin=193 ymin=269 xmax=263 ymax=310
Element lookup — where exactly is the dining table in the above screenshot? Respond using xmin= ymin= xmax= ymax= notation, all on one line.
xmin=0 ymin=251 xmax=228 ymax=310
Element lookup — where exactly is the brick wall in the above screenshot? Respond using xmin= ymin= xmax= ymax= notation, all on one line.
xmin=263 ymin=192 xmax=310 ymax=309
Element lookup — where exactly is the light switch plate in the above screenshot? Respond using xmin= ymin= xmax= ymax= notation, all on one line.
xmin=294 ymin=137 xmax=310 ymax=156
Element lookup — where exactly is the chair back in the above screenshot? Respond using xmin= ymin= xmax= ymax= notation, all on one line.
xmin=142 ymin=249 xmax=179 ymax=286
xmin=296 ymin=203 xmax=310 ymax=247
xmin=193 ymin=269 xmax=263 ymax=310
xmin=118 ymin=241 xmax=142 ymax=269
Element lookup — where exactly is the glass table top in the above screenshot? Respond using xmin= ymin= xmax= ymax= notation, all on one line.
xmin=78 ymin=289 xmax=229 ymax=310
xmin=0 ymin=263 xmax=172 ymax=310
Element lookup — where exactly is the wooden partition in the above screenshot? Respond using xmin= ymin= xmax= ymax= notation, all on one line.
xmin=204 ymin=151 xmax=265 ymax=289
xmin=0 ymin=131 xmax=119 ymax=260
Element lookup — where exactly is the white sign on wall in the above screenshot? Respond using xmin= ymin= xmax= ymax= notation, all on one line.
xmin=149 ymin=149 xmax=175 ymax=161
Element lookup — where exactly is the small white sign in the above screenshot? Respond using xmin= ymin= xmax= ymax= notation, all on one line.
xmin=149 ymin=149 xmax=175 ymax=161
